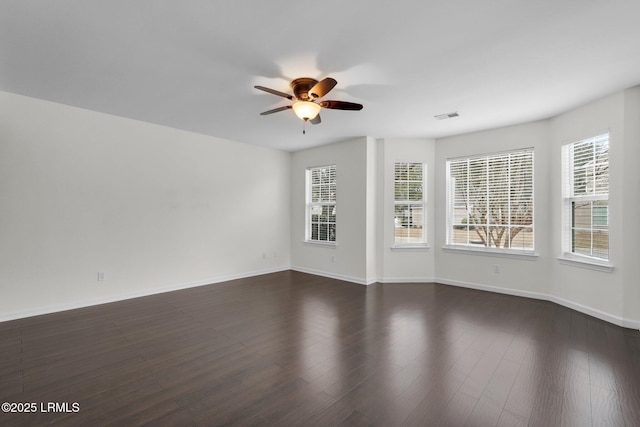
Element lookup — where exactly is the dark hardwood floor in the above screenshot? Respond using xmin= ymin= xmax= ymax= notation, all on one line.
xmin=1 ymin=270 xmax=639 ymax=426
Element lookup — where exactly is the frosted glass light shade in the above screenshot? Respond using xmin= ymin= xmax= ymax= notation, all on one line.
xmin=292 ymin=101 xmax=321 ymax=121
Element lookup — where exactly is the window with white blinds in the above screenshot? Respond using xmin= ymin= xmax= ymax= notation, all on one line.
xmin=562 ymin=133 xmax=609 ymax=260
xmin=394 ymin=162 xmax=426 ymax=245
xmin=306 ymin=165 xmax=336 ymax=243
xmin=446 ymin=149 xmax=534 ymax=251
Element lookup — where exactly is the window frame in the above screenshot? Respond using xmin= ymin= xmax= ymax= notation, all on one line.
xmin=393 ymin=162 xmax=427 ymax=248
xmin=561 ymin=133 xmax=610 ymax=263
xmin=305 ymin=164 xmax=337 ymax=244
xmin=445 ymin=148 xmax=535 ymax=256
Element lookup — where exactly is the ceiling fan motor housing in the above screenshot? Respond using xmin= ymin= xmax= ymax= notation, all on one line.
xmin=290 ymin=77 xmax=318 ymax=101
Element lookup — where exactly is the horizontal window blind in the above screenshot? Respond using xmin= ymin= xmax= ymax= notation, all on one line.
xmin=394 ymin=162 xmax=425 ymax=244
xmin=307 ymin=165 xmax=336 ymax=242
xmin=567 ymin=133 xmax=609 ymax=197
xmin=563 ymin=133 xmax=609 ymax=260
xmin=447 ymin=149 xmax=534 ymax=251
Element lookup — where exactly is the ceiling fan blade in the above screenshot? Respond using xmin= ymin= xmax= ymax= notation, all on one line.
xmin=310 ymin=114 xmax=321 ymax=125
xmin=309 ymin=78 xmax=337 ymax=99
xmin=254 ymin=85 xmax=294 ymax=100
xmin=260 ymin=105 xmax=292 ymax=115
xmin=319 ymin=100 xmax=363 ymax=111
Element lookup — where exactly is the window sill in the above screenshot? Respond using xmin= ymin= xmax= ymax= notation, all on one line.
xmin=557 ymin=254 xmax=613 ymax=272
xmin=442 ymin=244 xmax=538 ymax=260
xmin=391 ymin=245 xmax=430 ymax=252
xmin=303 ymin=240 xmax=337 ymax=248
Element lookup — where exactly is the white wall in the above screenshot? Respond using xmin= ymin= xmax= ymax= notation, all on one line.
xmin=622 ymin=86 xmax=640 ymax=323
xmin=429 ymin=88 xmax=640 ymax=328
xmin=0 ymin=91 xmax=291 ymax=321
xmin=434 ymin=121 xmax=552 ymax=296
xmin=365 ymin=137 xmax=378 ymax=283
xmin=377 ymin=138 xmax=436 ymax=282
xmin=549 ymin=92 xmax=625 ymax=322
xmin=288 ymin=87 xmax=640 ymax=328
xmin=290 ymin=137 xmax=373 ymax=284
xmin=290 ymin=136 xmax=436 ymax=285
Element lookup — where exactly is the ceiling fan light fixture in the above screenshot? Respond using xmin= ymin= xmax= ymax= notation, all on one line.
xmin=292 ymin=101 xmax=321 ymax=121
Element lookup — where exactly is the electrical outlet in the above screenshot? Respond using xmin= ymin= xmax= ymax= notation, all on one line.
xmin=331 ymin=255 xmax=335 ymax=263
xmin=493 ymin=265 xmax=501 ymax=274
xmin=97 ymin=272 xmax=106 ymax=281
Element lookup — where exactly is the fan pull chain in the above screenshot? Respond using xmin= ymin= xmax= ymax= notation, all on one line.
xmin=302 ymin=120 xmax=306 ymax=135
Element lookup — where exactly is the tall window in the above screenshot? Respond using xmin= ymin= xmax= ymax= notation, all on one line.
xmin=562 ymin=133 xmax=609 ymax=260
xmin=394 ymin=162 xmax=425 ymax=245
xmin=447 ymin=149 xmax=534 ymax=251
xmin=306 ymin=165 xmax=336 ymax=242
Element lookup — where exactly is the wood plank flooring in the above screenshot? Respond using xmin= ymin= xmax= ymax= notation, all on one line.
xmin=1 ymin=270 xmax=639 ymax=426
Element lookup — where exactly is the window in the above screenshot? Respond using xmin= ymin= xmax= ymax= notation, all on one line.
xmin=306 ymin=165 xmax=336 ymax=243
xmin=446 ymin=149 xmax=534 ymax=251
xmin=562 ymin=133 xmax=609 ymax=260
xmin=394 ymin=162 xmax=426 ymax=245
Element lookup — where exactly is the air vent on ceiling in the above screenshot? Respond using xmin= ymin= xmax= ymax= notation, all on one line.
xmin=434 ymin=111 xmax=459 ymax=120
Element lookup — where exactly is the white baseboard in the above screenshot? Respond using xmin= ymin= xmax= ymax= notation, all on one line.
xmin=290 ymin=266 xmax=375 ymax=285
xmin=292 ymin=270 xmax=639 ymax=329
xmin=0 ymin=266 xmax=290 ymax=322
xmin=378 ymin=276 xmax=435 ymax=283
xmin=4 ymin=267 xmax=639 ymax=331
xmin=548 ymin=294 xmax=640 ymax=330
xmin=435 ymin=276 xmax=640 ymax=330
xmin=435 ymin=277 xmax=549 ymax=300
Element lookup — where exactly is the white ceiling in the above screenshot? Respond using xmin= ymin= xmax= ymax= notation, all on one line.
xmin=2 ymin=1 xmax=640 ymax=152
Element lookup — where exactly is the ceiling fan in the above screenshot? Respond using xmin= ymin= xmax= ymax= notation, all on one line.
xmin=254 ymin=77 xmax=363 ymax=126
